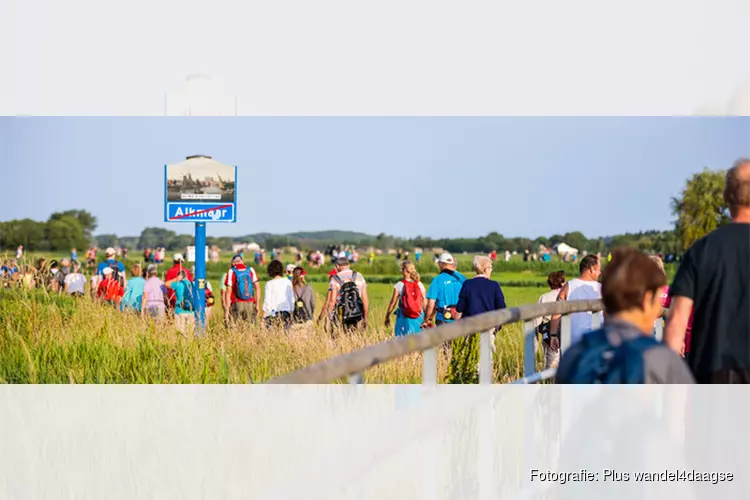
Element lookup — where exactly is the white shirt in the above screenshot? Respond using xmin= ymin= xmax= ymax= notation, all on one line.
xmin=566 ymin=278 xmax=603 ymax=345
xmin=263 ymin=277 xmax=295 ymax=316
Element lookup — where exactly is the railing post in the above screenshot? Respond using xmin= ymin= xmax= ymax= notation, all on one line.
xmin=479 ymin=330 xmax=493 ymax=385
xmin=654 ymin=318 xmax=664 ymax=342
xmin=523 ymin=321 xmax=536 ymax=377
xmin=422 ymin=348 xmax=437 ymax=385
xmin=348 ymin=373 xmax=363 ymax=385
xmin=560 ymin=315 xmax=572 ymax=352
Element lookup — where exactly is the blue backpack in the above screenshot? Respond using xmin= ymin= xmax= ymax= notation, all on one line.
xmin=232 ymin=267 xmax=254 ymax=301
xmin=565 ymin=328 xmax=661 ymax=384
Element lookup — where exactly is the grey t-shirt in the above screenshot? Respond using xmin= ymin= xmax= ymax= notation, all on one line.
xmin=556 ymin=318 xmax=695 ymax=384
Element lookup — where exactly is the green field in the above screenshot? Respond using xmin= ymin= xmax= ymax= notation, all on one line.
xmin=0 ymin=252 xmax=677 ymax=384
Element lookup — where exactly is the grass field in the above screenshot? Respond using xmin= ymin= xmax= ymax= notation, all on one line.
xmin=0 ymin=251 xmax=677 ymax=384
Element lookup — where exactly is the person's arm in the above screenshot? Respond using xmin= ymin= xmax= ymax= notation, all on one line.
xmin=665 ymin=249 xmax=697 ymax=355
xmin=384 ymin=287 xmax=400 ymax=328
xmin=548 ymin=283 xmax=569 ymax=335
xmin=317 ymin=287 xmax=335 ymax=324
xmin=361 ymin=286 xmax=369 ymax=328
xmin=548 ymin=283 xmax=569 ymax=352
xmin=454 ymin=285 xmax=466 ymax=321
xmin=308 ymin=286 xmax=316 ymax=315
xmin=285 ymin=282 xmax=295 ymax=312
xmin=665 ymin=297 xmax=693 ymax=355
xmin=423 ymin=299 xmax=436 ymax=327
xmin=141 ymin=290 xmax=148 ymax=319
xmin=253 ymin=279 xmax=262 ymax=318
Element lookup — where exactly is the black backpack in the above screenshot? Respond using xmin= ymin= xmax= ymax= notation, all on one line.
xmin=109 ymin=262 xmax=125 ymax=288
xmin=334 ymin=272 xmax=364 ymax=325
xmin=293 ymin=287 xmax=311 ymax=323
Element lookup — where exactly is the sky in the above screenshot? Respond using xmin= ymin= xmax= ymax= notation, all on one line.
xmin=2 ymin=117 xmax=749 ymax=240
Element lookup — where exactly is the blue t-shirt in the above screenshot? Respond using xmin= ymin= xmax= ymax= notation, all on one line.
xmin=120 ymin=277 xmax=146 ymax=312
xmin=456 ymin=276 xmax=506 ymax=319
xmin=97 ymin=259 xmax=125 ymax=276
xmin=426 ymin=270 xmax=466 ymax=322
xmin=172 ymin=279 xmax=194 ymax=315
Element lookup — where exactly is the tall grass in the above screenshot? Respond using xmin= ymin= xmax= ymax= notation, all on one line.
xmin=0 ymin=288 xmax=535 ymax=384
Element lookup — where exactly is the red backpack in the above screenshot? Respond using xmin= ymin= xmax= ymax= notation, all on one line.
xmin=400 ymin=280 xmax=423 ymax=319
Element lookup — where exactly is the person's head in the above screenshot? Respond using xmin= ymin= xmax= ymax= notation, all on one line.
xmin=231 ymin=254 xmax=243 ymax=267
xmin=177 ymin=269 xmax=188 ymax=281
xmin=131 ymin=264 xmax=142 ymax=278
xmin=601 ymin=247 xmax=667 ymax=334
xmin=146 ymin=264 xmax=158 ymax=277
xmin=648 ymin=255 xmax=666 ymax=278
xmin=547 ymin=270 xmax=566 ymax=290
xmin=401 ymin=260 xmax=420 ymax=282
xmin=102 ymin=267 xmax=113 ymax=279
xmin=72 ymin=261 xmax=81 ymax=273
xmin=335 ymin=256 xmax=350 ymax=271
xmin=268 ymin=259 xmax=284 ymax=278
xmin=105 ymin=247 xmax=116 ymax=259
xmin=473 ymin=255 xmax=493 ymax=276
xmin=438 ymin=252 xmax=456 ymax=271
xmin=579 ymin=254 xmax=601 ymax=280
xmin=36 ymin=258 xmax=46 ymax=270
xmin=286 ymin=264 xmax=296 ymax=276
xmin=292 ymin=266 xmax=307 ymax=287
xmin=61 ymin=258 xmax=70 ymax=268
xmin=724 ymin=158 xmax=750 ymax=219
xmin=173 ymin=253 xmax=184 ymax=265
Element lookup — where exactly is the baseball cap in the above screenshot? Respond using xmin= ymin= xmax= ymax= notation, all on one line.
xmin=102 ymin=267 xmax=113 ymax=275
xmin=105 ymin=247 xmax=116 ymax=256
xmin=173 ymin=253 xmax=184 ymax=262
xmin=231 ymin=254 xmax=243 ymax=262
xmin=438 ymin=252 xmax=455 ymax=264
xmin=335 ymin=256 xmax=350 ymax=266
xmin=286 ymin=264 xmax=296 ymax=273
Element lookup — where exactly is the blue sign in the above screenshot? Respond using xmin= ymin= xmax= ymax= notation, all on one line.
xmin=166 ymin=203 xmax=235 ymax=223
xmin=164 ymin=157 xmax=237 ymax=224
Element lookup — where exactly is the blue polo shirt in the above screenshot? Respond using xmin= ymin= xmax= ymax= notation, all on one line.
xmin=426 ymin=270 xmax=466 ymax=322
xmin=97 ymin=259 xmax=125 ymax=276
xmin=456 ymin=276 xmax=506 ymax=319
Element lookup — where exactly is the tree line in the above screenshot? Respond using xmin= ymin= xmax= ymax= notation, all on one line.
xmin=0 ymin=168 xmax=728 ymax=255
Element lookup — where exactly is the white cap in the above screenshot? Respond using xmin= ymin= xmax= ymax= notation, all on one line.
xmin=173 ymin=253 xmax=184 ymax=261
xmin=286 ymin=264 xmax=296 ymax=273
xmin=105 ymin=247 xmax=116 ymax=256
xmin=438 ymin=252 xmax=455 ymax=264
xmin=102 ymin=267 xmax=113 ymax=275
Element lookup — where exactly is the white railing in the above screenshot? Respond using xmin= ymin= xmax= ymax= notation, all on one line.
xmin=267 ymin=300 xmax=669 ymax=385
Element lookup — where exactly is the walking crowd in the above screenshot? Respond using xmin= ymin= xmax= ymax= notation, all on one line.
xmin=2 ymin=158 xmax=748 ymax=384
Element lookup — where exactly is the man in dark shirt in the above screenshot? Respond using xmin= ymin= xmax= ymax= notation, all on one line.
xmin=665 ymin=158 xmax=750 ymax=383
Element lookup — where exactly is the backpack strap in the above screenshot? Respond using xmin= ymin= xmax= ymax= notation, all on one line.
xmin=333 ymin=274 xmax=344 ymax=286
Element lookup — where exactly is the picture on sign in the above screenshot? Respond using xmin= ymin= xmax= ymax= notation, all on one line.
xmin=166 ymin=158 xmax=235 ymax=203
xmin=164 ymin=156 xmax=238 ymax=223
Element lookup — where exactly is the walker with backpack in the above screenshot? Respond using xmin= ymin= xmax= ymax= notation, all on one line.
xmin=332 ymin=272 xmax=364 ymax=329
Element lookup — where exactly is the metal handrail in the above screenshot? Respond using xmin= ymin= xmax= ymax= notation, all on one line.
xmin=267 ymin=299 xmax=605 ymax=384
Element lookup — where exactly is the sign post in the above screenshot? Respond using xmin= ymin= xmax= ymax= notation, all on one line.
xmin=165 ymin=155 xmax=237 ymax=336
